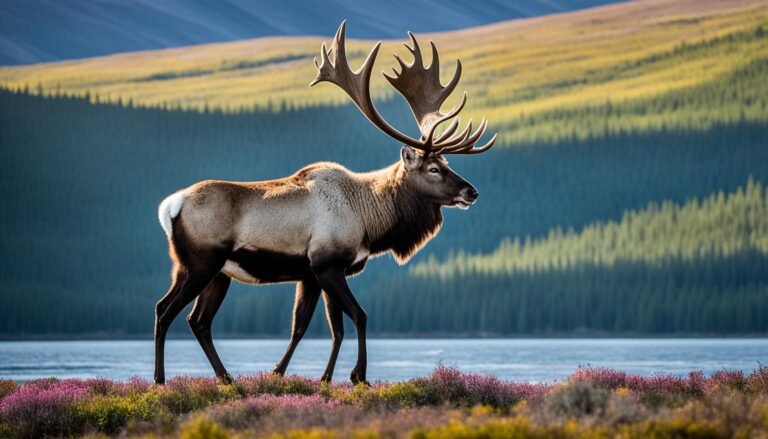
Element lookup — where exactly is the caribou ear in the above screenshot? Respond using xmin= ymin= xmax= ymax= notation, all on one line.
xmin=400 ymin=146 xmax=422 ymax=170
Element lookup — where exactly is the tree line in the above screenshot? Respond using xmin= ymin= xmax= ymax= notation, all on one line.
xmin=0 ymin=88 xmax=766 ymax=337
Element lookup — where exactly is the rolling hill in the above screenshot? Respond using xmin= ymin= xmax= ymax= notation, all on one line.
xmin=1 ymin=0 xmax=767 ymax=145
xmin=0 ymin=0 xmax=623 ymax=66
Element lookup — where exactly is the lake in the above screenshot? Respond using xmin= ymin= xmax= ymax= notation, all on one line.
xmin=0 ymin=338 xmax=764 ymax=383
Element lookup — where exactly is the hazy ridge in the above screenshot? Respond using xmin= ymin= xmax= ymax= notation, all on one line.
xmin=0 ymin=0 xmax=622 ymax=65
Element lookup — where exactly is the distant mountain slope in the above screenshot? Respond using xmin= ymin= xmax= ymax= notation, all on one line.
xmin=0 ymin=0 xmax=623 ymax=66
xmin=2 ymin=0 xmax=765 ymax=145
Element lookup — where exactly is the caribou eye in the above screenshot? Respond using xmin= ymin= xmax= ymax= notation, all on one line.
xmin=428 ymin=167 xmax=440 ymax=174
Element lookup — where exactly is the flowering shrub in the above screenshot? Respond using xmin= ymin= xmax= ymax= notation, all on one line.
xmin=155 ymin=375 xmax=235 ymax=414
xmin=0 ymin=366 xmax=766 ymax=438
xmin=208 ymin=394 xmax=339 ymax=430
xmin=709 ymin=370 xmax=748 ymax=392
xmin=747 ymin=364 xmax=768 ymax=393
xmin=419 ymin=365 xmax=549 ymax=408
xmin=236 ymin=372 xmax=321 ymax=397
xmin=569 ymin=367 xmax=706 ymax=404
xmin=0 ymin=378 xmax=91 ymax=437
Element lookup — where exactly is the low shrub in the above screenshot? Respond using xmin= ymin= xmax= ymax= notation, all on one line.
xmin=74 ymin=394 xmax=157 ymax=435
xmin=747 ymin=364 xmax=768 ymax=394
xmin=0 ymin=378 xmax=90 ymax=437
xmin=207 ymin=394 xmax=338 ymax=430
xmin=0 ymin=380 xmax=16 ymax=400
xmin=0 ymin=366 xmax=766 ymax=438
xmin=546 ymin=381 xmax=612 ymax=418
xmin=569 ymin=367 xmax=706 ymax=405
xmin=236 ymin=372 xmax=320 ymax=397
xmin=180 ymin=414 xmax=230 ymax=439
xmin=156 ymin=376 xmax=235 ymax=414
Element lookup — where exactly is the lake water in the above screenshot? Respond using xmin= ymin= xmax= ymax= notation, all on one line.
xmin=0 ymin=338 xmax=765 ymax=383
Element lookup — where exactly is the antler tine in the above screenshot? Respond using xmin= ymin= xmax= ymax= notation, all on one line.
xmin=453 ymin=133 xmax=498 ymax=155
xmin=439 ymin=118 xmax=497 ymax=154
xmin=437 ymin=119 xmax=473 ymax=149
xmin=383 ymin=33 xmax=463 ymax=151
xmin=434 ymin=118 xmax=461 ymax=144
xmin=310 ymin=21 xmax=424 ymax=149
xmin=449 ymin=118 xmax=488 ymax=151
xmin=420 ymin=92 xmax=467 ymax=147
xmin=406 ymin=32 xmax=424 ymax=68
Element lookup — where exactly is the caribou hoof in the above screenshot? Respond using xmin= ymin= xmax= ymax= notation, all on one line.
xmin=217 ymin=373 xmax=234 ymax=385
xmin=350 ymin=367 xmax=369 ymax=386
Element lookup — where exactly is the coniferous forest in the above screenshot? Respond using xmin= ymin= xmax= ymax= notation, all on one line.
xmin=1 ymin=87 xmax=766 ymax=338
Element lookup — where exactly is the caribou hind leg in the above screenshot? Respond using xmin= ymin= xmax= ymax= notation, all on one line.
xmin=154 ymin=261 xmax=224 ymax=384
xmin=320 ymin=291 xmax=344 ymax=382
xmin=273 ymin=277 xmax=322 ymax=375
xmin=187 ymin=272 xmax=232 ymax=384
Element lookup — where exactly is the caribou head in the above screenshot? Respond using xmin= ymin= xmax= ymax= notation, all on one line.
xmin=310 ymin=21 xmax=495 ymax=209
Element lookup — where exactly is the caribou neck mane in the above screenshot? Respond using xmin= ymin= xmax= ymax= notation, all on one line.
xmin=355 ymin=161 xmax=443 ymax=264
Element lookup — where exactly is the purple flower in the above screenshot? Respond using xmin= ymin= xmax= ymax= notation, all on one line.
xmin=0 ymin=378 xmax=90 ymax=437
xmin=425 ymin=365 xmax=549 ymax=407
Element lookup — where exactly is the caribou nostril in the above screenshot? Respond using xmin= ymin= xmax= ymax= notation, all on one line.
xmin=464 ymin=187 xmax=479 ymax=201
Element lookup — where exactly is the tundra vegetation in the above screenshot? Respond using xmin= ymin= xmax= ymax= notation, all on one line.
xmin=1 ymin=365 xmax=768 ymax=438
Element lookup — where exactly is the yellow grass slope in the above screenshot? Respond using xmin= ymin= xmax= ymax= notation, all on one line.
xmin=1 ymin=0 xmax=767 ymax=145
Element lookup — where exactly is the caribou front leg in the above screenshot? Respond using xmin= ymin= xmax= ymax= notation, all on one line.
xmin=320 ymin=291 xmax=345 ymax=382
xmin=312 ymin=263 xmax=368 ymax=385
xmin=273 ymin=277 xmax=321 ymax=376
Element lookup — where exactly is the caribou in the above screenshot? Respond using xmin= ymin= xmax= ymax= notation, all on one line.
xmin=154 ymin=21 xmax=495 ymax=385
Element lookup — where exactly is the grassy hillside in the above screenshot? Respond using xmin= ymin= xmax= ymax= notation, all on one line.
xmin=412 ymin=180 xmax=768 ymax=278
xmin=1 ymin=0 xmax=767 ymax=144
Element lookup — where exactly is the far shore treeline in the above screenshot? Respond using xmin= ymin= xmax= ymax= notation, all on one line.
xmin=1 ymin=86 xmax=766 ymax=338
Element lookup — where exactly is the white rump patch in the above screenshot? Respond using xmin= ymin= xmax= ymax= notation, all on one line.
xmin=158 ymin=191 xmax=185 ymax=236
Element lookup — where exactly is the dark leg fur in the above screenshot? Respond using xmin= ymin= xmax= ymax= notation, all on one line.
xmin=187 ymin=273 xmax=232 ymax=384
xmin=313 ymin=265 xmax=368 ymax=385
xmin=321 ymin=291 xmax=345 ymax=382
xmin=273 ymin=278 xmax=322 ymax=376
xmin=154 ymin=264 xmax=222 ymax=384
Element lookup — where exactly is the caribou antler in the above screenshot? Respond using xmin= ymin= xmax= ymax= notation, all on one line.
xmin=383 ymin=33 xmax=465 ymax=141
xmin=310 ymin=21 xmax=423 ymax=148
xmin=311 ymin=21 xmax=496 ymax=155
xmin=385 ymin=32 xmax=496 ymax=155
